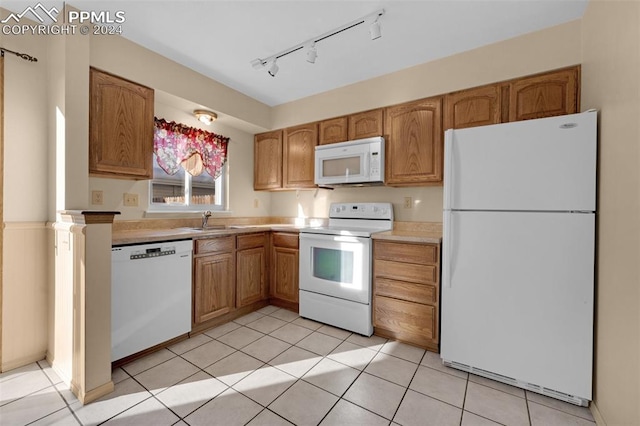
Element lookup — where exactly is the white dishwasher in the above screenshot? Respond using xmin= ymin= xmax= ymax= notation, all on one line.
xmin=111 ymin=240 xmax=193 ymax=361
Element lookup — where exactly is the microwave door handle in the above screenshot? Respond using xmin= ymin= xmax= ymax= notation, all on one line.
xmin=364 ymin=152 xmax=370 ymax=177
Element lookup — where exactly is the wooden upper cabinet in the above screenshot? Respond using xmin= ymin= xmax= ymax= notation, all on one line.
xmin=254 ymin=130 xmax=283 ymax=190
xmin=444 ymin=84 xmax=502 ymax=130
xmin=384 ymin=97 xmax=443 ymax=186
xmin=349 ymin=108 xmax=384 ymax=140
xmin=89 ymin=68 xmax=154 ymax=179
xmin=509 ymin=66 xmax=580 ymax=122
xmin=319 ymin=116 xmax=348 ymax=145
xmin=283 ymin=123 xmax=317 ymax=188
xmin=318 ymin=109 xmax=384 ymax=145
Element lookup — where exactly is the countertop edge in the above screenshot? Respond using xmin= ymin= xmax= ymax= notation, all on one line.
xmin=112 ymin=225 xmax=304 ymax=246
xmin=372 ymin=230 xmax=442 ymax=244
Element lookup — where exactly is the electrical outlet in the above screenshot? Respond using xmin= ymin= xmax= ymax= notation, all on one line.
xmin=91 ymin=190 xmax=103 ymax=205
xmin=123 ymin=193 xmax=139 ymax=207
xmin=253 ymin=198 xmax=259 ymax=208
xmin=404 ymin=196 xmax=413 ymax=209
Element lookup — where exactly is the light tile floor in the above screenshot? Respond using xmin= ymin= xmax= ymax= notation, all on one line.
xmin=1 ymin=306 xmax=596 ymax=426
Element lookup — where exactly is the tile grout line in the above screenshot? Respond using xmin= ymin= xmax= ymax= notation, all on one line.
xmin=243 ymin=407 xmax=294 ymax=426
xmin=525 ymin=388 xmax=533 ymax=426
xmin=27 ymin=360 xmax=82 ymax=426
xmin=387 ymin=349 xmax=427 ymax=424
xmin=459 ymin=375 xmax=469 ymax=426
xmin=315 ymin=334 xmax=391 ymax=424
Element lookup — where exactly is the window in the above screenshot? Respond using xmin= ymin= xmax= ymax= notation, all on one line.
xmin=149 ymin=117 xmax=229 ymax=211
xmin=149 ymin=155 xmax=225 ymax=210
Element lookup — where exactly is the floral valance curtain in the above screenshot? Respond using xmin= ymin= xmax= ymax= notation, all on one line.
xmin=153 ymin=117 xmax=230 ymax=179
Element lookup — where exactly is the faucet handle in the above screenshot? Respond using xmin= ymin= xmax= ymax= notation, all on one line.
xmin=203 ymin=210 xmax=212 ymax=217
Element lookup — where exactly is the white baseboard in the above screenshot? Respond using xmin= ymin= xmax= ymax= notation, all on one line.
xmin=590 ymin=400 xmax=607 ymax=426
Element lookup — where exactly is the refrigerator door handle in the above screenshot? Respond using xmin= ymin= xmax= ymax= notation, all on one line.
xmin=443 ymin=130 xmax=454 ymax=210
xmin=443 ymin=210 xmax=453 ymax=288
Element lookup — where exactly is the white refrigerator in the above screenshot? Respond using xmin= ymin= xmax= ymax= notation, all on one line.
xmin=441 ymin=111 xmax=596 ymax=406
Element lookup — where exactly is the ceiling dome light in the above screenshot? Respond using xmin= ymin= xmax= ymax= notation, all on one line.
xmin=193 ymin=109 xmax=217 ymax=125
xmin=268 ymin=60 xmax=279 ymax=77
xmin=307 ymin=43 xmax=317 ymax=64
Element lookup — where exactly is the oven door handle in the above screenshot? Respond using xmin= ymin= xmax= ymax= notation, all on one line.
xmin=299 ymin=232 xmax=370 ymax=244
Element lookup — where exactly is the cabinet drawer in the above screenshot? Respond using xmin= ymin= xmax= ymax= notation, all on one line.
xmin=374 ymin=296 xmax=436 ymax=343
xmin=375 ymin=277 xmax=436 ymax=305
xmin=374 ymin=241 xmax=438 ymax=265
xmin=237 ymin=233 xmax=267 ymax=250
xmin=195 ymin=236 xmax=235 ymax=254
xmin=272 ymin=232 xmax=299 ymax=249
xmin=375 ymin=259 xmax=437 ymax=284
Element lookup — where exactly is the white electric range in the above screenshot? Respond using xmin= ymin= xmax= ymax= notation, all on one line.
xmin=298 ymin=202 xmax=394 ymax=336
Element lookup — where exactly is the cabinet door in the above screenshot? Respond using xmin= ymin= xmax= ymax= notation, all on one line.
xmin=237 ymin=246 xmax=267 ymax=307
xmin=444 ymin=84 xmax=502 ymax=130
xmin=271 ymin=246 xmax=299 ymax=303
xmin=89 ymin=68 xmax=154 ymax=179
xmin=283 ymin=123 xmax=317 ymax=188
xmin=509 ymin=67 xmax=579 ymax=122
xmin=385 ymin=97 xmax=443 ymax=186
xmin=254 ymin=130 xmax=283 ymax=190
xmin=348 ymin=108 xmax=383 ymax=140
xmin=374 ymin=296 xmax=437 ymax=348
xmin=194 ymin=252 xmax=235 ymax=324
xmin=319 ymin=117 xmax=348 ymax=145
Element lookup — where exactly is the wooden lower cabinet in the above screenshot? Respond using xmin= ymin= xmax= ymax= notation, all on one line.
xmin=270 ymin=232 xmax=299 ymax=309
xmin=373 ymin=240 xmax=441 ymax=352
xmin=193 ymin=236 xmax=236 ymax=324
xmin=236 ymin=233 xmax=268 ymax=307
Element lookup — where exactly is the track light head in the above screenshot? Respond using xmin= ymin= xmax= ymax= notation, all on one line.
xmin=306 ymin=43 xmax=317 ymax=64
xmin=268 ymin=60 xmax=279 ymax=77
xmin=369 ymin=18 xmax=382 ymax=40
xmin=251 ymin=58 xmax=265 ymax=70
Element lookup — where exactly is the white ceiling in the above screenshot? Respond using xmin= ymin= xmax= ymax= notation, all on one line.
xmin=4 ymin=1 xmax=589 ymax=106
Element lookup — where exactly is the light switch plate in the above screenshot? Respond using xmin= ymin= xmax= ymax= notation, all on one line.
xmin=123 ymin=193 xmax=139 ymax=207
xmin=91 ymin=190 xmax=103 ymax=205
xmin=404 ymin=196 xmax=413 ymax=209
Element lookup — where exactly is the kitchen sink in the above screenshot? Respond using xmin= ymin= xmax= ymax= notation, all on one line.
xmin=181 ymin=225 xmax=227 ymax=231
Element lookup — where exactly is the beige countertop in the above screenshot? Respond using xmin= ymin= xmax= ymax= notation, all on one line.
xmin=372 ymin=229 xmax=442 ymax=244
xmin=112 ymin=219 xmax=443 ymax=245
xmin=112 ymin=224 xmax=304 ymax=245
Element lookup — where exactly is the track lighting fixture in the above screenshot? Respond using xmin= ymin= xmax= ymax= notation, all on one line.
xmin=250 ymin=9 xmax=385 ymax=77
xmin=193 ymin=109 xmax=217 ymax=125
xmin=268 ymin=60 xmax=279 ymax=77
xmin=307 ymin=43 xmax=317 ymax=64
xmin=369 ymin=15 xmax=382 ymax=40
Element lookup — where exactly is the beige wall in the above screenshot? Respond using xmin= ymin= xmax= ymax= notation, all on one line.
xmin=270 ymin=20 xmax=582 ymax=222
xmin=581 ymin=1 xmax=640 ymax=424
xmin=1 ymin=11 xmax=49 ymax=222
xmin=1 ymin=223 xmax=48 ymax=371
xmin=89 ymin=35 xmax=271 ymax=134
xmin=90 ymin=97 xmax=272 ymax=220
xmin=271 ymin=20 xmax=582 ymax=128
xmin=1 ymin=9 xmax=52 ymax=371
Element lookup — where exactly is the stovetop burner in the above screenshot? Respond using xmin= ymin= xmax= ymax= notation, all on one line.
xmin=300 ymin=202 xmax=394 ymax=237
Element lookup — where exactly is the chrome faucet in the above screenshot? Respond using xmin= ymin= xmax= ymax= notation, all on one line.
xmin=202 ymin=210 xmax=212 ymax=229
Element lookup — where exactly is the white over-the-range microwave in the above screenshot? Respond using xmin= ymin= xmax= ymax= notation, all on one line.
xmin=314 ymin=136 xmax=385 ymax=186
